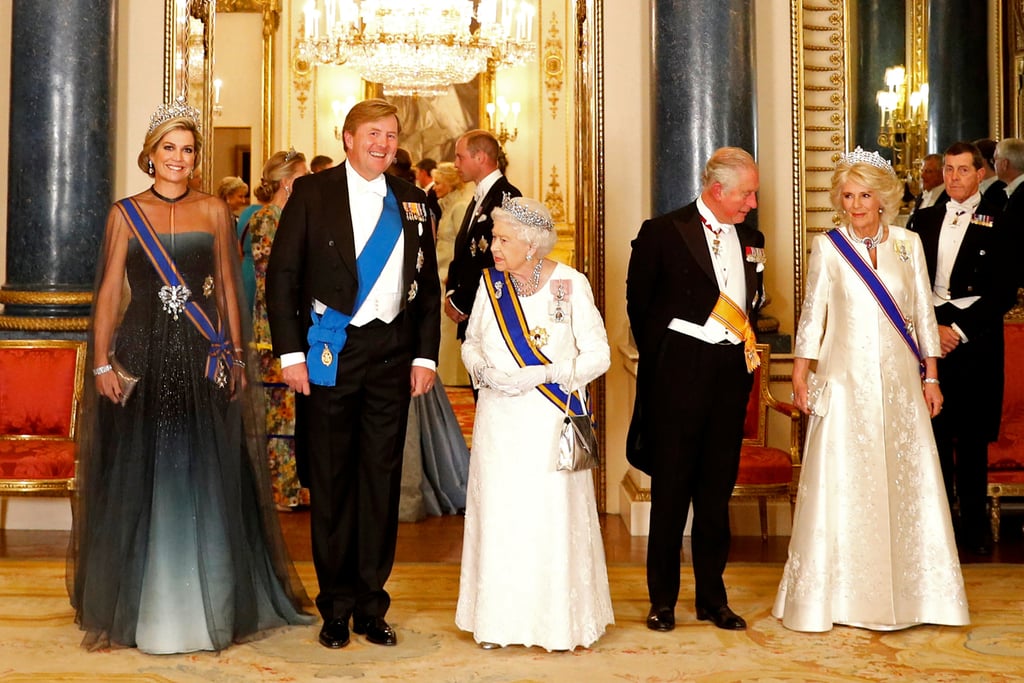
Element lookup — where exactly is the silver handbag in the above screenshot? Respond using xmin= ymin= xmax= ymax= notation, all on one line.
xmin=557 ymin=362 xmax=599 ymax=472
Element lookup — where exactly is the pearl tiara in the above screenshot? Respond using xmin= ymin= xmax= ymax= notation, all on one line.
xmin=500 ymin=194 xmax=553 ymax=231
xmin=148 ymin=97 xmax=202 ymax=135
xmin=837 ymin=146 xmax=895 ymax=175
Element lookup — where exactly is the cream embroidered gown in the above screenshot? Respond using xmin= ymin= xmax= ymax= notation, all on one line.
xmin=456 ymin=263 xmax=614 ymax=650
xmin=772 ymin=227 xmax=969 ymax=632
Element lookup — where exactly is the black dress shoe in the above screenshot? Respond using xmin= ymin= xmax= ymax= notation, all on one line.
xmin=696 ymin=604 xmax=747 ymax=630
xmin=353 ymin=616 xmax=398 ymax=646
xmin=318 ymin=618 xmax=351 ymax=648
xmin=646 ymin=605 xmax=675 ymax=632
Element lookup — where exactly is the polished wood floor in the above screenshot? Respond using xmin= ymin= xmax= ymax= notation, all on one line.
xmin=3 ymin=509 xmax=1022 ymax=564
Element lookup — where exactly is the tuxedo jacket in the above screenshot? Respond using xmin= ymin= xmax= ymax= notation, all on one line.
xmin=446 ymin=174 xmax=521 ymax=337
xmin=997 ymin=183 xmax=1024 ymax=288
xmin=625 ymin=202 xmax=765 ymax=473
xmin=907 ymin=195 xmax=1016 ymax=340
xmin=908 ymin=195 xmax=1017 ymax=440
xmin=626 ymin=201 xmax=765 ymax=360
xmin=266 ymin=161 xmax=441 ymax=364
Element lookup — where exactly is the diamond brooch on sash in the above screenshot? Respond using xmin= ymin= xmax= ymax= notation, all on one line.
xmin=159 ymin=284 xmax=192 ymax=320
xmin=494 ymin=280 xmax=504 ymax=299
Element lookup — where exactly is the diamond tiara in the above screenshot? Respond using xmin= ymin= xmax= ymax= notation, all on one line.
xmin=837 ymin=146 xmax=895 ymax=175
xmin=148 ymin=96 xmax=202 ymax=135
xmin=500 ymin=194 xmax=553 ymax=231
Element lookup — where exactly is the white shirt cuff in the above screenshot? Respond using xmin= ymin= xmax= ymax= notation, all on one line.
xmin=280 ymin=351 xmax=306 ymax=368
xmin=412 ymin=358 xmax=437 ymax=372
xmin=950 ymin=322 xmax=969 ymax=343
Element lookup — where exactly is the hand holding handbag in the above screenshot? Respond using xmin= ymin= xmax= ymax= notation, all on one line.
xmin=556 ymin=361 xmax=599 ymax=472
xmin=109 ymin=352 xmax=140 ymax=407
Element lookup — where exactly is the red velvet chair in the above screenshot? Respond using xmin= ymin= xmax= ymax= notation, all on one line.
xmin=732 ymin=344 xmax=802 ymax=540
xmin=0 ymin=339 xmax=86 ymax=497
xmin=988 ymin=321 xmax=1024 ymax=542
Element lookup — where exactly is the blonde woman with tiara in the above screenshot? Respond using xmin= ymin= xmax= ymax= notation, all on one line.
xmin=250 ymin=149 xmax=311 ymax=511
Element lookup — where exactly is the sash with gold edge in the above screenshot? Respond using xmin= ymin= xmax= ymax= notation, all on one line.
xmin=825 ymin=228 xmax=924 ymax=369
xmin=116 ymin=198 xmax=234 ymax=386
xmin=709 ymin=293 xmax=761 ymax=373
xmin=482 ymin=268 xmax=586 ymax=416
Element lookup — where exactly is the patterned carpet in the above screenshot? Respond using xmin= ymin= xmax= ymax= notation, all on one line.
xmin=2 ymin=560 xmax=1023 ymax=681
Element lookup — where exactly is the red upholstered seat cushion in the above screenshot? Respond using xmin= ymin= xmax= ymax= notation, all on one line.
xmin=0 ymin=440 xmax=76 ymax=479
xmin=735 ymin=445 xmax=792 ymax=485
xmin=0 ymin=347 xmax=78 ymax=437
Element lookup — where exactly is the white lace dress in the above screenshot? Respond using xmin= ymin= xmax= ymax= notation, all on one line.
xmin=456 ymin=262 xmax=614 ymax=650
xmin=772 ymin=227 xmax=969 ymax=632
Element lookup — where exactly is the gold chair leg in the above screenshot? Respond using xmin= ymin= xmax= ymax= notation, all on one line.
xmin=990 ymin=496 xmax=1001 ymax=543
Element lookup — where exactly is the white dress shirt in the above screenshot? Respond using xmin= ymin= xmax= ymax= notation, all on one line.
xmin=666 ymin=197 xmax=747 ymax=345
xmin=932 ymin=192 xmax=981 ymax=343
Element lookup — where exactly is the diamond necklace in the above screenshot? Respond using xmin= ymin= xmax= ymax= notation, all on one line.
xmin=509 ymin=260 xmax=544 ymax=297
xmin=854 ymin=223 xmax=885 ymax=250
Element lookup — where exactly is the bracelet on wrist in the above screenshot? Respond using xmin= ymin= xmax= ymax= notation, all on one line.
xmin=93 ymin=364 xmax=113 ymax=376
xmin=233 ymin=359 xmax=246 ymax=369
xmin=923 ymin=377 xmax=940 ymax=385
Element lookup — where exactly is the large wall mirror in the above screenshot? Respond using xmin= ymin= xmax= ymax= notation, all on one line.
xmin=791 ymin=0 xmax=1005 ymax=322
xmin=163 ymin=0 xmax=608 ymax=508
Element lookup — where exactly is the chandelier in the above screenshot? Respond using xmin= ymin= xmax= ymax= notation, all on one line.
xmin=298 ymin=0 xmax=537 ymax=98
xmin=876 ymin=65 xmax=929 ymax=193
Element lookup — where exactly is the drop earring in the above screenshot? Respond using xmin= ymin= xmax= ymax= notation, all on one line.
xmin=148 ymin=159 xmax=155 ymax=176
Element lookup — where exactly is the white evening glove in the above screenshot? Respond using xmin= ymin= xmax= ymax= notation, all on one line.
xmin=481 ymin=365 xmax=548 ymax=396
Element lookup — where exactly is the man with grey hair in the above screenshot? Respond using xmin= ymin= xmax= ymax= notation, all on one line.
xmin=627 ymin=147 xmax=765 ymax=633
xmin=995 ymin=137 xmax=1024 ymax=288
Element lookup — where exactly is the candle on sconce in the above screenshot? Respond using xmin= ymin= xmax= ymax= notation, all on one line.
xmin=304 ymin=1 xmax=315 ymax=38
xmin=510 ymin=101 xmax=521 ymax=130
xmin=213 ymin=78 xmax=223 ymax=106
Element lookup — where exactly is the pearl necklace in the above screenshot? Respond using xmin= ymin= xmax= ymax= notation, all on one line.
xmin=509 ymin=261 xmax=544 ymax=297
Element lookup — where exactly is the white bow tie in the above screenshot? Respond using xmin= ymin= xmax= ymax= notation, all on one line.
xmin=364 ymin=175 xmax=387 ymax=197
xmin=946 ymin=200 xmax=973 ymax=214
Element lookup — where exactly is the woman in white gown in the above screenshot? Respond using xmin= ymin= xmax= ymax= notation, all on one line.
xmin=772 ymin=148 xmax=969 ymax=632
xmin=456 ymin=196 xmax=614 ymax=651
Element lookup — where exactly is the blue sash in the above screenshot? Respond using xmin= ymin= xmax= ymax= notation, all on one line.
xmin=482 ymin=268 xmax=587 ymax=416
xmin=306 ymin=186 xmax=403 ymax=386
xmin=825 ymin=229 xmax=924 ymax=368
xmin=116 ymin=199 xmax=233 ymax=385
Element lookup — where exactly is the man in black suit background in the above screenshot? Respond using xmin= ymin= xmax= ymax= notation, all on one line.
xmin=266 ymin=99 xmax=440 ymax=649
xmin=974 ymin=138 xmax=1007 ymax=209
xmin=414 ymin=157 xmax=442 ymax=224
xmin=994 ymin=137 xmax=1024 ymax=287
xmin=908 ymin=141 xmax=1017 ymax=556
xmin=444 ymin=130 xmax=521 ymax=341
xmin=626 ymin=147 xmax=765 ymax=632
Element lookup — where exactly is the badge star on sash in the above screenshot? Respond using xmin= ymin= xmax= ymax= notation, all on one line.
xmin=528 ymin=326 xmax=549 ymax=349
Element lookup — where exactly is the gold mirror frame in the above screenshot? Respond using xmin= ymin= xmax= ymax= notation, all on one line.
xmin=164 ymin=0 xmax=280 ymax=191
xmin=791 ymin=0 xmax=1004 ymax=320
xmin=575 ymin=0 xmax=606 ymax=509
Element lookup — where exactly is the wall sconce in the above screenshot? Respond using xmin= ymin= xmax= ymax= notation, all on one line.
xmin=212 ymin=78 xmax=223 ymax=116
xmin=486 ymin=95 xmax=520 ymax=146
xmin=876 ymin=65 xmax=928 ymax=196
xmin=332 ymin=97 xmax=356 ymax=140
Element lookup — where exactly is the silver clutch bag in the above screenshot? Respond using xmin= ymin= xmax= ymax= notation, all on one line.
xmin=109 ymin=353 xmax=140 ymax=407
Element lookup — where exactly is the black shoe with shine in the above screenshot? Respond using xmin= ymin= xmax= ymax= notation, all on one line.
xmin=353 ymin=616 xmax=398 ymax=645
xmin=318 ymin=618 xmax=351 ymax=648
xmin=696 ymin=604 xmax=747 ymax=630
xmin=646 ymin=605 xmax=675 ymax=632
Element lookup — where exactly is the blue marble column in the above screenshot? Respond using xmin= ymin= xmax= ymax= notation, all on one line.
xmin=927 ymin=0 xmax=989 ymax=149
xmin=651 ymin=0 xmax=756 ymax=218
xmin=3 ymin=0 xmax=115 ymax=320
xmin=851 ymin=0 xmax=906 ymax=159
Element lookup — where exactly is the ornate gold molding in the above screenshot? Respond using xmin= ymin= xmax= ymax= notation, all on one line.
xmin=0 ymin=290 xmax=91 ymax=305
xmin=621 ymin=472 xmax=651 ymax=503
xmin=791 ymin=0 xmax=848 ymax=319
xmin=544 ymin=165 xmax=566 ymax=223
xmin=0 ymin=316 xmax=89 ymax=331
xmin=543 ymin=12 xmax=564 ymax=119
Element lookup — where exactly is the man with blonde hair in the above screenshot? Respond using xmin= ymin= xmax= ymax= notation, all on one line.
xmin=627 ymin=147 xmax=765 ymax=633
xmin=267 ymin=98 xmax=440 ymax=649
